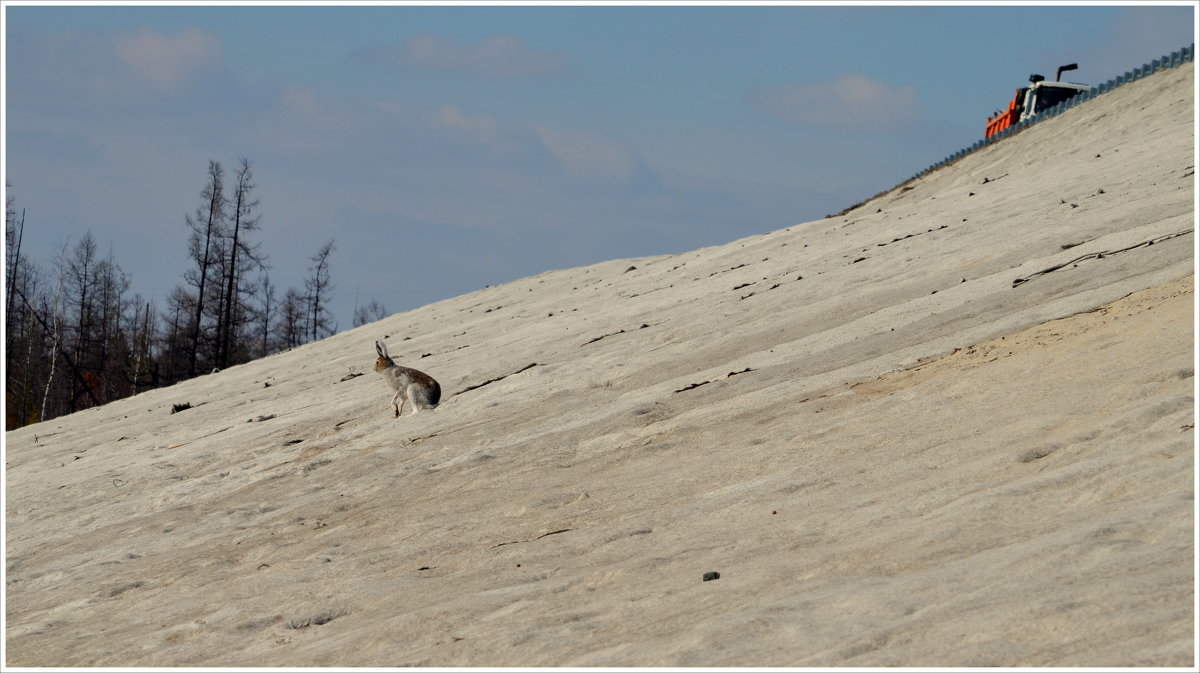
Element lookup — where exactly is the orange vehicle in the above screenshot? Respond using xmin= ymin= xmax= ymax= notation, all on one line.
xmin=985 ymin=63 xmax=1090 ymax=138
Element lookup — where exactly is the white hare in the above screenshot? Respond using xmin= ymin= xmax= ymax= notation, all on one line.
xmin=374 ymin=340 xmax=441 ymax=417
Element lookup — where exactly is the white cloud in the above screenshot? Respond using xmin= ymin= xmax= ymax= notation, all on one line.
xmin=364 ymin=33 xmax=567 ymax=78
xmin=425 ymin=105 xmax=500 ymax=145
xmin=751 ymin=73 xmax=919 ymax=132
xmin=279 ymin=86 xmax=355 ymax=131
xmin=114 ymin=28 xmax=223 ymax=88
xmin=283 ymin=87 xmax=320 ymax=121
xmin=535 ymin=126 xmax=638 ymax=183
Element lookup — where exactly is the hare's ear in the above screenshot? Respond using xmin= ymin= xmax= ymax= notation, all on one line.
xmin=375 ymin=341 xmax=387 ymax=358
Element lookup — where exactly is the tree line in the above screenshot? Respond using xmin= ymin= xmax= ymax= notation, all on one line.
xmin=5 ymin=159 xmax=388 ymax=430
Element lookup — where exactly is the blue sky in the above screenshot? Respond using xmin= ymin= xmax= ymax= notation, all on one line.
xmin=4 ymin=2 xmax=1196 ymax=333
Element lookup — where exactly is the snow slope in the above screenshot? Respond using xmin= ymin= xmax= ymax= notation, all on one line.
xmin=5 ymin=62 xmax=1195 ymax=667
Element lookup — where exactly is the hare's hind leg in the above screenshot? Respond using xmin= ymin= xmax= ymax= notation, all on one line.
xmin=411 ymin=385 xmax=438 ymax=412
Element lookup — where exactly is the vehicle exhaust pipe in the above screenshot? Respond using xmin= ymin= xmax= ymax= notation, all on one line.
xmin=1056 ymin=63 xmax=1078 ymax=81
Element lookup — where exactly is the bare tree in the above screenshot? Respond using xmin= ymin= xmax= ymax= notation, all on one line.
xmin=128 ymin=299 xmax=158 ymax=394
xmin=64 ymin=232 xmax=101 ymax=410
xmin=39 ymin=271 xmax=67 ymax=422
xmin=183 ymin=161 xmax=227 ymax=377
xmin=93 ymin=249 xmax=130 ymax=401
xmin=14 ymin=239 xmax=102 ymax=421
xmin=3 ymin=158 xmax=319 ymax=428
xmin=353 ymin=299 xmax=389 ymax=327
xmin=5 ymin=255 xmax=49 ymax=428
xmin=6 ymin=181 xmax=26 ymax=319
xmin=253 ymin=272 xmax=276 ymax=357
xmin=160 ymin=285 xmax=196 ymax=384
xmin=215 ymin=158 xmax=265 ymax=368
xmin=5 ymin=185 xmax=35 ymax=427
xmin=304 ymin=240 xmax=337 ymax=342
xmin=276 ymin=287 xmax=307 ymax=350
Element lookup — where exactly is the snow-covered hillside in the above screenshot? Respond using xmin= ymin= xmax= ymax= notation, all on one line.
xmin=5 ymin=62 xmax=1194 ymax=667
